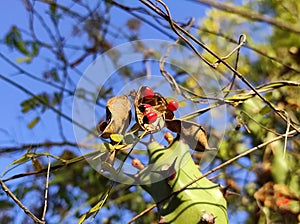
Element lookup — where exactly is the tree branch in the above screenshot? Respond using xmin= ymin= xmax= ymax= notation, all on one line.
xmin=0 ymin=180 xmax=45 ymax=224
xmin=193 ymin=0 xmax=300 ymax=34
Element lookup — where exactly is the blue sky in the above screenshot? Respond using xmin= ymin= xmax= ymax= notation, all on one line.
xmin=0 ymin=1 xmax=251 ymax=223
xmin=0 ymin=0 xmax=209 ymax=167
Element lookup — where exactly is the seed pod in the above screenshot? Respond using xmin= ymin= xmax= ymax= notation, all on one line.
xmin=134 ymin=86 xmax=174 ymax=133
xmin=165 ymin=119 xmax=210 ymax=151
xmin=100 ymin=95 xmax=131 ymax=139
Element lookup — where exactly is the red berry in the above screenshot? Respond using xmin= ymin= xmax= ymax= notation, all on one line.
xmin=98 ymin=121 xmax=108 ymax=132
xmin=141 ymin=86 xmax=154 ymax=99
xmin=143 ymin=112 xmax=158 ymax=124
xmin=167 ymin=100 xmax=179 ymax=111
xmin=138 ymin=104 xmax=152 ymax=113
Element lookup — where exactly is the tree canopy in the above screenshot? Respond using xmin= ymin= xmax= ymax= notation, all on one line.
xmin=0 ymin=1 xmax=299 ymax=223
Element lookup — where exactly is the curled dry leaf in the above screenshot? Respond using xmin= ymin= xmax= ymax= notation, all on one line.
xmin=100 ymin=95 xmax=131 ymax=139
xmin=165 ymin=119 xmax=210 ymax=151
xmin=134 ymin=86 xmax=174 ymax=133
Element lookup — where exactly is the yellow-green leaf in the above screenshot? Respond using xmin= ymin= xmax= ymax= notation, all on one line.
xmin=27 ymin=117 xmax=40 ymax=129
xmin=110 ymin=134 xmax=124 ymax=143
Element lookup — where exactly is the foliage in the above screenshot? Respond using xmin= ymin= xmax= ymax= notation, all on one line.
xmin=0 ymin=0 xmax=299 ymax=223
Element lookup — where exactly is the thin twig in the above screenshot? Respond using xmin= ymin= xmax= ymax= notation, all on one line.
xmin=0 ymin=141 xmax=88 ymax=154
xmin=159 ymin=17 xmax=194 ymax=95
xmin=223 ymin=34 xmax=246 ymax=98
xmin=214 ymin=34 xmax=247 ymax=66
xmin=281 ymin=110 xmax=291 ymax=158
xmin=155 ymin=0 xmax=213 ymax=67
xmin=127 ymin=203 xmax=156 ymax=224
xmin=0 ymin=180 xmax=45 ymax=224
xmin=42 ymin=156 xmax=51 ymax=222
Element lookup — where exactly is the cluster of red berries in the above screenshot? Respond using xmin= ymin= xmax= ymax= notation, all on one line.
xmin=140 ymin=86 xmax=179 ymax=124
xmin=99 ymin=86 xmax=179 ymax=132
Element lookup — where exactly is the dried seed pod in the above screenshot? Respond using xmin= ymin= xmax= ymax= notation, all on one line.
xmin=165 ymin=119 xmax=210 ymax=151
xmin=134 ymin=86 xmax=174 ymax=133
xmin=100 ymin=95 xmax=131 ymax=139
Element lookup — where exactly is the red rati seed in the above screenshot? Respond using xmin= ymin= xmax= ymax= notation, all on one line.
xmin=141 ymin=86 xmax=154 ymax=99
xmin=143 ymin=112 xmax=158 ymax=124
xmin=98 ymin=121 xmax=108 ymax=132
xmin=138 ymin=103 xmax=152 ymax=113
xmin=167 ymin=100 xmax=179 ymax=111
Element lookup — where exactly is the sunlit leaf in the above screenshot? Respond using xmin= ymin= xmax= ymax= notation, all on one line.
xmin=110 ymin=134 xmax=124 ymax=143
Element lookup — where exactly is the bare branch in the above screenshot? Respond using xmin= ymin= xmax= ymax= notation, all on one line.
xmin=0 ymin=180 xmax=45 ymax=224
xmin=139 ymin=0 xmax=300 ymax=132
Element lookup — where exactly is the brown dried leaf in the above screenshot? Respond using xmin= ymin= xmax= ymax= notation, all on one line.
xmin=165 ymin=119 xmax=209 ymax=151
xmin=100 ymin=95 xmax=131 ymax=139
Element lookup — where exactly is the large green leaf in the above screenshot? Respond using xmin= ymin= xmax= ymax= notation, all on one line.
xmin=136 ymin=140 xmax=228 ymax=223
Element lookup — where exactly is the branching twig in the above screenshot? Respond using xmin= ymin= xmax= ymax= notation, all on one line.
xmin=223 ymin=34 xmax=246 ymax=98
xmin=139 ymin=0 xmax=300 ymax=132
xmin=0 ymin=141 xmax=87 ymax=154
xmin=213 ymin=34 xmax=247 ymax=67
xmin=159 ymin=17 xmax=195 ymax=96
xmin=0 ymin=180 xmax=45 ymax=224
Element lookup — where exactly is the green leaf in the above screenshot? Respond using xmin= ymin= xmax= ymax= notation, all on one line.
xmin=52 ymin=92 xmax=62 ymax=106
xmin=11 ymin=153 xmax=32 ymax=165
xmin=138 ymin=140 xmax=228 ymax=223
xmin=5 ymin=26 xmax=30 ymax=55
xmin=259 ymin=105 xmax=271 ymax=115
xmin=264 ymin=92 xmax=273 ymax=101
xmin=110 ymin=134 xmax=124 ymax=143
xmin=27 ymin=117 xmax=40 ymax=129
xmin=2 ymin=152 xmax=34 ymax=176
